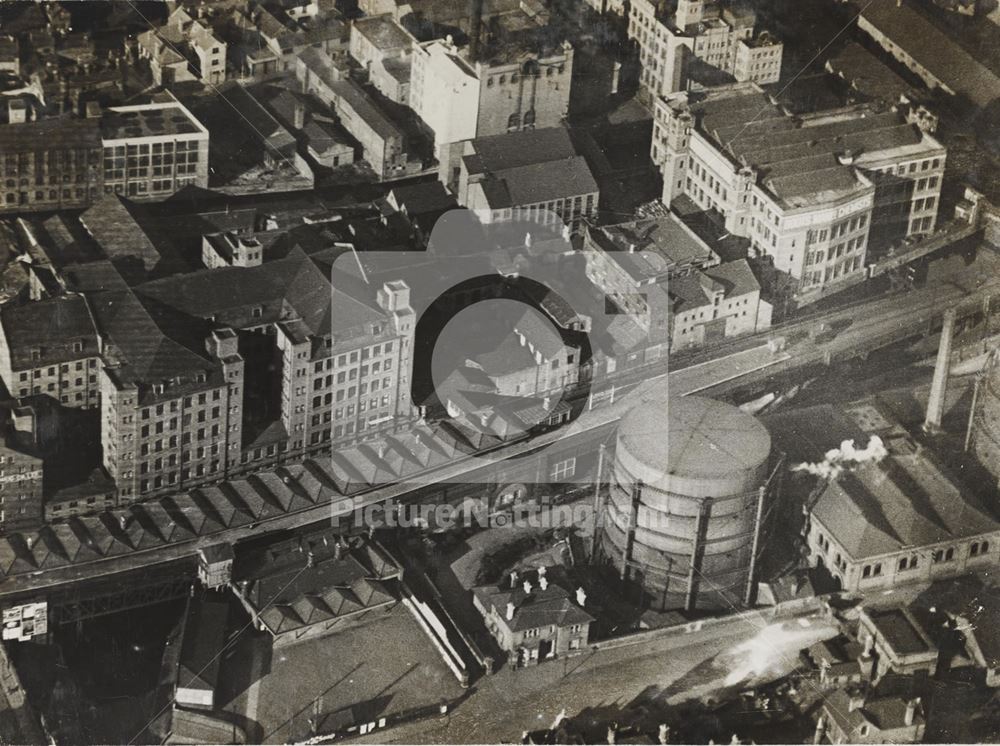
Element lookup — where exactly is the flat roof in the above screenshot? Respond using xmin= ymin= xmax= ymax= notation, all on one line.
xmin=100 ymin=103 xmax=205 ymax=141
xmin=864 ymin=606 xmax=934 ymax=656
xmin=352 ymin=15 xmax=413 ymax=51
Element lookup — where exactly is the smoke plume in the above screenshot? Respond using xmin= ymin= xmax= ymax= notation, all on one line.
xmin=791 ymin=435 xmax=888 ymax=479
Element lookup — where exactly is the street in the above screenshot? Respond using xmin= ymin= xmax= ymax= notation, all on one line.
xmin=350 ymin=609 xmax=838 ymax=744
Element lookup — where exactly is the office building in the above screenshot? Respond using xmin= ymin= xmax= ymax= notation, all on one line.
xmin=99 ymin=98 xmax=210 ymax=200
xmin=629 ymin=0 xmax=782 ymax=97
xmin=652 ymin=83 xmax=945 ymax=293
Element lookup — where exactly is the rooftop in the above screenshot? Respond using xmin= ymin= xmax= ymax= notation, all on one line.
xmin=0 ymin=296 xmax=100 ymax=371
xmin=352 ymin=14 xmax=414 ymax=51
xmin=478 ymin=156 xmax=599 ymax=209
xmin=812 ymin=447 xmax=1000 ymax=560
xmin=823 ymin=688 xmax=924 ymax=736
xmin=100 ymin=103 xmax=205 ymax=141
xmin=0 ymin=117 xmax=101 ymax=153
xmin=860 ymin=0 xmax=1000 ymax=108
xmin=465 ymin=127 xmax=577 ymax=173
xmin=619 ymin=389 xmax=771 ymax=478
xmin=685 ymin=84 xmax=941 ymax=208
xmin=669 ymin=259 xmax=761 ymax=312
xmin=178 ymin=594 xmax=229 ymax=692
xmin=826 ymin=42 xmax=914 ymax=104
xmin=135 ymin=247 xmax=381 ymax=340
xmin=863 ymin=606 xmax=936 ymax=656
xmin=328 ymin=78 xmax=404 ymax=141
xmin=588 ymin=214 xmax=720 ymax=281
xmin=387 ymin=181 xmax=458 ymax=216
xmin=473 ymin=572 xmax=593 ymax=632
xmin=233 ymin=530 xmax=401 ymax=637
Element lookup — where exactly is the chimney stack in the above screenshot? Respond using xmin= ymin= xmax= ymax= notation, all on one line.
xmin=294 ymin=101 xmax=305 ymax=131
xmin=510 ymin=570 xmax=519 ymax=588
xmin=905 ymin=698 xmax=920 ymax=726
xmin=468 ymin=0 xmax=484 ymax=61
xmin=576 ymin=587 xmax=587 ymax=606
xmin=523 ymin=580 xmax=533 ymax=595
xmin=925 ymin=308 xmax=956 ymax=431
xmin=539 ymin=576 xmax=549 ymax=591
xmin=506 ymin=601 xmax=515 ymax=620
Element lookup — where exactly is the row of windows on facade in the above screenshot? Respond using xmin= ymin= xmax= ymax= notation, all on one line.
xmin=875 ymin=157 xmax=942 ymax=178
xmin=310 ymin=375 xmax=396 ymax=408
xmin=806 ymin=235 xmax=866 ymax=266
xmin=4 ymin=170 xmax=95 ymax=188
xmin=486 ymin=64 xmax=565 ymax=89
xmin=859 ymin=540 xmax=993 ymax=578
xmin=4 ymin=187 xmax=96 ymax=204
xmin=310 ymin=358 xmax=394 ymax=388
xmin=676 ymin=309 xmax=754 ymax=335
xmin=18 ymin=366 xmax=95 ymax=381
xmin=313 ymin=341 xmax=395 ymax=372
xmin=803 ymin=255 xmax=864 ymax=288
xmin=18 ymin=376 xmax=98 ymax=399
xmin=522 ymin=622 xmax=585 ymax=638
xmin=3 ymin=149 xmax=100 ymax=167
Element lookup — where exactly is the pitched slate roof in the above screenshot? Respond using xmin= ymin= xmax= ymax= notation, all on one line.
xmin=812 ymin=451 xmax=1000 ymax=560
xmin=135 ymin=247 xmax=363 ymax=339
xmin=233 ymin=531 xmax=400 ymax=636
xmin=178 ymin=594 xmax=229 ymax=692
xmin=473 ymin=575 xmax=593 ymax=632
xmin=860 ymin=0 xmax=1000 ymax=108
xmin=0 ymin=295 xmax=100 ymax=371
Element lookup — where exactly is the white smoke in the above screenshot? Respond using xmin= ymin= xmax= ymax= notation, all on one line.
xmin=791 ymin=435 xmax=888 ymax=480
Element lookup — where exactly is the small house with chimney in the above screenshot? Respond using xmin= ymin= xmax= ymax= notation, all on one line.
xmin=857 ymin=605 xmax=939 ymax=681
xmin=814 ymin=687 xmax=925 ymax=744
xmin=472 ymin=568 xmax=593 ymax=666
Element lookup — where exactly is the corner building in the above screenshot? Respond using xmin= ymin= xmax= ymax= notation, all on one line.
xmin=652 ymin=83 xmax=945 ymax=293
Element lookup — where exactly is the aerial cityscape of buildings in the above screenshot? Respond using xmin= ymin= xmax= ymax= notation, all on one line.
xmin=0 ymin=0 xmax=1000 ymax=743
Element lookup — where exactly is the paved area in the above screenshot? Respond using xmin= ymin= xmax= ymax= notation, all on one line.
xmin=351 ymin=610 xmax=838 ymax=744
xmin=218 ymin=604 xmax=465 ymax=744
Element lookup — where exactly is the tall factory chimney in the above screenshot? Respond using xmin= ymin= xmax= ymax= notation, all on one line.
xmin=468 ymin=0 xmax=484 ymax=61
xmin=925 ymin=308 xmax=957 ymax=431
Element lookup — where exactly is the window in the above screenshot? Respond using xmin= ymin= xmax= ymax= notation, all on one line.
xmin=550 ymin=457 xmax=576 ymax=481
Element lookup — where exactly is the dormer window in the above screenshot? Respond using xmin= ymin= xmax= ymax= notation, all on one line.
xmin=252 ymin=306 xmax=263 ymax=319
xmin=73 ymin=340 xmax=84 ymax=353
xmin=30 ymin=347 xmax=41 ymax=361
